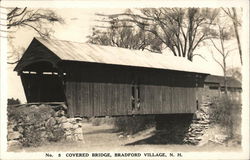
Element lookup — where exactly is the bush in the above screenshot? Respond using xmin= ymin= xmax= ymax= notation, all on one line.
xmin=114 ymin=115 xmax=155 ymax=135
xmin=91 ymin=117 xmax=115 ymax=126
xmin=7 ymin=98 xmax=21 ymax=105
xmin=210 ymin=95 xmax=242 ymax=138
xmin=21 ymin=125 xmax=43 ymax=147
xmin=8 ymin=104 xmax=56 ymax=147
xmin=91 ymin=118 xmax=102 ymax=126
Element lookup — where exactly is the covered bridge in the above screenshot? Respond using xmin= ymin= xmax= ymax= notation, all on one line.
xmin=15 ymin=37 xmax=209 ymax=117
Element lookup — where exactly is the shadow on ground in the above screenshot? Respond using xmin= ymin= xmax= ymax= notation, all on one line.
xmin=83 ymin=128 xmax=117 ymax=135
xmin=125 ymin=114 xmax=193 ymax=145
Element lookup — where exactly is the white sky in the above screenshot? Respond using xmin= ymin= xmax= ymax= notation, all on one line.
xmin=2 ymin=3 xmax=246 ymax=103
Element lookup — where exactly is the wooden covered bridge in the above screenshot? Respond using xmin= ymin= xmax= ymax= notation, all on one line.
xmin=15 ymin=37 xmax=209 ymax=117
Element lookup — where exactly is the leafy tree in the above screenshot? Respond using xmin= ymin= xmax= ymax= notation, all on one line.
xmin=92 ymin=8 xmax=219 ymax=61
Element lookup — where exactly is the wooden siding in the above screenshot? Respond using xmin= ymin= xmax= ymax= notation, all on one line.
xmin=63 ymin=62 xmax=199 ymax=117
xmin=14 ymin=39 xmax=61 ymax=72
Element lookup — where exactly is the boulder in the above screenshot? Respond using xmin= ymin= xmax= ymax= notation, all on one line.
xmin=75 ymin=133 xmax=84 ymax=141
xmin=75 ymin=117 xmax=82 ymax=123
xmin=72 ymin=124 xmax=79 ymax=129
xmin=55 ymin=110 xmax=65 ymax=117
xmin=74 ymin=128 xmax=83 ymax=134
xmin=67 ymin=118 xmax=76 ymax=123
xmin=7 ymin=125 xmax=15 ymax=132
xmin=40 ymin=112 xmax=52 ymax=121
xmin=58 ymin=116 xmax=68 ymax=123
xmin=45 ymin=117 xmax=56 ymax=128
xmin=8 ymin=131 xmax=22 ymax=140
xmin=40 ymin=131 xmax=47 ymax=137
xmin=193 ymin=111 xmax=202 ymax=120
xmin=61 ymin=122 xmax=73 ymax=129
xmin=66 ymin=135 xmax=74 ymax=141
xmin=17 ymin=126 xmax=24 ymax=133
xmin=8 ymin=140 xmax=21 ymax=147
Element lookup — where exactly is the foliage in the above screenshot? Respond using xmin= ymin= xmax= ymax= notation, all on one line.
xmin=91 ymin=118 xmax=102 ymax=126
xmin=114 ymin=115 xmax=155 ymax=135
xmin=226 ymin=67 xmax=242 ymax=82
xmin=20 ymin=125 xmax=43 ymax=147
xmin=91 ymin=117 xmax=115 ymax=126
xmin=47 ymin=127 xmax=65 ymax=142
xmin=7 ymin=98 xmax=21 ymax=105
xmin=210 ymin=95 xmax=241 ymax=138
xmin=90 ymin=8 xmax=220 ymax=61
xmin=8 ymin=104 xmax=58 ymax=147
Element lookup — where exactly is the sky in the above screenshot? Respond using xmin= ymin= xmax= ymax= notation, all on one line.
xmin=2 ymin=3 xmax=246 ymax=103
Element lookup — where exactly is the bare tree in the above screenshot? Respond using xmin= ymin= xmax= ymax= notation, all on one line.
xmin=227 ymin=67 xmax=242 ymax=82
xmin=6 ymin=7 xmax=64 ymax=37
xmin=222 ymin=8 xmax=242 ymax=65
xmin=0 ymin=7 xmax=64 ymax=64
xmin=88 ymin=17 xmax=162 ymax=53
xmin=210 ymin=25 xmax=234 ymax=94
xmin=95 ymin=8 xmax=219 ymax=61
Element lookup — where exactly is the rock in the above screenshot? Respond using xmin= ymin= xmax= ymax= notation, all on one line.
xmin=45 ymin=117 xmax=56 ymax=128
xmin=77 ymin=123 xmax=82 ymax=127
xmin=58 ymin=116 xmax=68 ymax=123
xmin=17 ymin=126 xmax=24 ymax=133
xmin=61 ymin=104 xmax=68 ymax=110
xmin=64 ymin=130 xmax=72 ymax=136
xmin=40 ymin=131 xmax=46 ymax=137
xmin=213 ymin=134 xmax=228 ymax=143
xmin=68 ymin=118 xmax=76 ymax=123
xmin=66 ymin=135 xmax=73 ymax=141
xmin=118 ymin=135 xmax=124 ymax=138
xmin=74 ymin=128 xmax=83 ymax=134
xmin=8 ymin=131 xmax=22 ymax=140
xmin=55 ymin=110 xmax=65 ymax=117
xmin=38 ymin=127 xmax=46 ymax=131
xmin=75 ymin=117 xmax=82 ymax=122
xmin=200 ymin=107 xmax=210 ymax=114
xmin=8 ymin=140 xmax=21 ymax=147
xmin=41 ymin=112 xmax=52 ymax=121
xmin=75 ymin=133 xmax=84 ymax=141
xmin=72 ymin=124 xmax=79 ymax=129
xmin=29 ymin=105 xmax=39 ymax=109
xmin=193 ymin=111 xmax=202 ymax=120
xmin=62 ymin=122 xmax=73 ymax=129
xmin=7 ymin=125 xmax=15 ymax=132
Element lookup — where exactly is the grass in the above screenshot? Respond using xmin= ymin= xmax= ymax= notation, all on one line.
xmin=210 ymin=95 xmax=242 ymax=140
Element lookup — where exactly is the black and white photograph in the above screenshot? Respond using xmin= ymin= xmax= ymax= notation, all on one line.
xmin=0 ymin=0 xmax=249 ymax=159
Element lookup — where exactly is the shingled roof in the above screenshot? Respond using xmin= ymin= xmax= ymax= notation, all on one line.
xmin=14 ymin=37 xmax=210 ymax=74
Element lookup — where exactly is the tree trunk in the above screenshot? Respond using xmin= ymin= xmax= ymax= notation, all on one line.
xmin=232 ymin=8 xmax=243 ymax=65
xmin=223 ymin=59 xmax=228 ymax=95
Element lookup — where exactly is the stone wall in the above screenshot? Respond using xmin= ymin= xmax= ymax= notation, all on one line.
xmin=155 ymin=114 xmax=194 ymax=144
xmin=183 ymin=105 xmax=211 ymax=145
xmin=7 ymin=103 xmax=84 ymax=149
xmin=154 ymin=106 xmax=211 ymax=145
